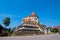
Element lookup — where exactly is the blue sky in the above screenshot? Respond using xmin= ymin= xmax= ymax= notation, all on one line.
xmin=0 ymin=0 xmax=60 ymax=28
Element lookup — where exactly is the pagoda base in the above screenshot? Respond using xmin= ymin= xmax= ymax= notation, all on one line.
xmin=14 ymin=30 xmax=44 ymax=36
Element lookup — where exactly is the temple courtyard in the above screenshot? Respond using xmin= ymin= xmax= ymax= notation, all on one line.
xmin=0 ymin=34 xmax=60 ymax=40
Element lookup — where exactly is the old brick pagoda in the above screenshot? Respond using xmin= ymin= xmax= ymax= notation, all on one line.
xmin=14 ymin=12 xmax=45 ymax=35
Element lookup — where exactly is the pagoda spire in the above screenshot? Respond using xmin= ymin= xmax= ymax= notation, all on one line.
xmin=30 ymin=12 xmax=39 ymax=18
xmin=30 ymin=12 xmax=36 ymax=17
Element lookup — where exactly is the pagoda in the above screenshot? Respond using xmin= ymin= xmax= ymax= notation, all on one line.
xmin=14 ymin=12 xmax=45 ymax=35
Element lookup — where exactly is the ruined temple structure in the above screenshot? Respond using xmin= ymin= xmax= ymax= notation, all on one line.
xmin=14 ymin=12 xmax=46 ymax=35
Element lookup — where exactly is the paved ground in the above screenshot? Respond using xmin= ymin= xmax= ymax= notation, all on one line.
xmin=0 ymin=34 xmax=60 ymax=40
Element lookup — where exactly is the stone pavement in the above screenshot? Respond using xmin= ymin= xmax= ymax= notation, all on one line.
xmin=0 ymin=34 xmax=60 ymax=40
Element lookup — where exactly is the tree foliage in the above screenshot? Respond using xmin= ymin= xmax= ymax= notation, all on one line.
xmin=3 ymin=17 xmax=10 ymax=27
xmin=2 ymin=17 xmax=11 ymax=36
xmin=51 ymin=28 xmax=59 ymax=33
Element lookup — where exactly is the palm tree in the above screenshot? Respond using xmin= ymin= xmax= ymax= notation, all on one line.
xmin=3 ymin=17 xmax=11 ymax=36
xmin=3 ymin=17 xmax=10 ymax=28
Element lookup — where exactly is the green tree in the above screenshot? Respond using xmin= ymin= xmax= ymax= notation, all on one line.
xmin=3 ymin=17 xmax=10 ymax=28
xmin=51 ymin=28 xmax=59 ymax=33
xmin=3 ymin=17 xmax=11 ymax=36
